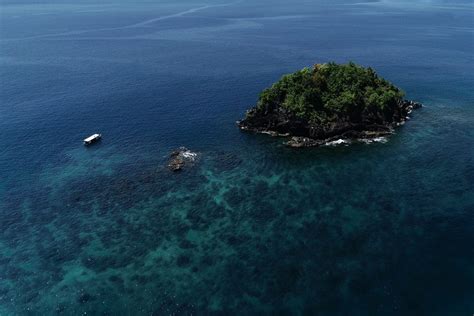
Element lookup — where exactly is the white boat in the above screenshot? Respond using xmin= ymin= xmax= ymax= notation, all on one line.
xmin=83 ymin=133 xmax=102 ymax=145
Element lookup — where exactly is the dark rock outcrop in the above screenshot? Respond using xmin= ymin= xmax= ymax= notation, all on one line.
xmin=237 ymin=63 xmax=423 ymax=148
xmin=168 ymin=147 xmax=198 ymax=171
xmin=238 ymin=99 xmax=422 ymax=148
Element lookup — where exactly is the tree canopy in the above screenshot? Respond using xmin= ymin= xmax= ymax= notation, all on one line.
xmin=255 ymin=62 xmax=405 ymax=124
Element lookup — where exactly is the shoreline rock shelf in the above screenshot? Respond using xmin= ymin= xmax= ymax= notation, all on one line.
xmin=238 ymin=62 xmax=422 ymax=147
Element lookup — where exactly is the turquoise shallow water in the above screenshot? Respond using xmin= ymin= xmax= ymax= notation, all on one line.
xmin=1 ymin=0 xmax=473 ymax=314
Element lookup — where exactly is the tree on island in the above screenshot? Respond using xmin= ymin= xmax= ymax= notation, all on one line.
xmin=239 ymin=62 xmax=421 ymax=147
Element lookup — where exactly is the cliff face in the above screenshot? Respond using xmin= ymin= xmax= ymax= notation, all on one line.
xmin=238 ymin=63 xmax=422 ymax=147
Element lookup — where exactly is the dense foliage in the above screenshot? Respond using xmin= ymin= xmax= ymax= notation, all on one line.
xmin=255 ymin=62 xmax=405 ymax=124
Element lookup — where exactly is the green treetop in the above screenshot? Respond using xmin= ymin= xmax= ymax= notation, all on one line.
xmin=254 ymin=62 xmax=405 ymax=124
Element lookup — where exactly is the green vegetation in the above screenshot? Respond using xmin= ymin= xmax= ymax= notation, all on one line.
xmin=254 ymin=62 xmax=405 ymax=124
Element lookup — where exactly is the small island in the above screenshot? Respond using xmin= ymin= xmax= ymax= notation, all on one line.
xmin=238 ymin=62 xmax=421 ymax=147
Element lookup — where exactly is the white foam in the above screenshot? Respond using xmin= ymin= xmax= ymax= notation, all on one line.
xmin=181 ymin=150 xmax=197 ymax=161
xmin=359 ymin=137 xmax=388 ymax=144
xmin=325 ymin=139 xmax=350 ymax=146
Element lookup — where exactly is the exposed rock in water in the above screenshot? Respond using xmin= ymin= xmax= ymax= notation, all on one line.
xmin=168 ymin=147 xmax=198 ymax=171
xmin=237 ymin=63 xmax=423 ymax=148
xmin=240 ymin=99 xmax=422 ymax=148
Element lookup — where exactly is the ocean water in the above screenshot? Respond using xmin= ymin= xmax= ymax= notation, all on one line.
xmin=1 ymin=0 xmax=473 ymax=314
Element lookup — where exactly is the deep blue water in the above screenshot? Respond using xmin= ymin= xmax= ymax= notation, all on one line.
xmin=1 ymin=0 xmax=473 ymax=314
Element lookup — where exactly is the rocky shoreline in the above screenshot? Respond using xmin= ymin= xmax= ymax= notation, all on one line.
xmin=238 ymin=100 xmax=422 ymax=148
